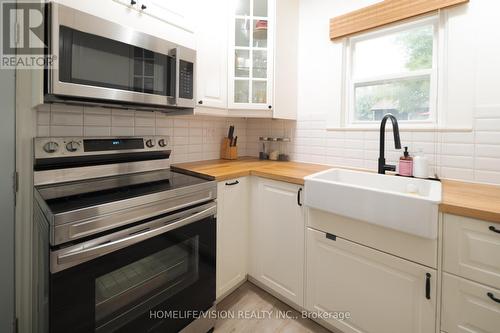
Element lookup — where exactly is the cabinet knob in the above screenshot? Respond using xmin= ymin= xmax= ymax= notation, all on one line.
xmin=141 ymin=4 xmax=147 ymax=10
xmin=268 ymin=105 xmax=272 ymax=109
xmin=198 ymin=100 xmax=203 ymax=105
xmin=130 ymin=0 xmax=136 ymax=5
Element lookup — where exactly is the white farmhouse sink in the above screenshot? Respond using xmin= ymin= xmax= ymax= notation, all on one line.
xmin=304 ymin=169 xmax=442 ymax=239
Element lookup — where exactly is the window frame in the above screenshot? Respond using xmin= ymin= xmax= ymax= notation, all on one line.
xmin=344 ymin=15 xmax=440 ymax=128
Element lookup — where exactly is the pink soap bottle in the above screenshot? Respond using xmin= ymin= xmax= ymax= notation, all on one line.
xmin=399 ymin=147 xmax=413 ymax=177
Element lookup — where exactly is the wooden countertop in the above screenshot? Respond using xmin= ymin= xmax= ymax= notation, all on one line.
xmin=172 ymin=157 xmax=500 ymax=223
xmin=440 ymin=180 xmax=500 ymax=223
xmin=171 ymin=157 xmax=331 ymax=185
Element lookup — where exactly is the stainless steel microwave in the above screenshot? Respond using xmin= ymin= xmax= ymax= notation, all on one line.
xmin=45 ymin=3 xmax=196 ymax=112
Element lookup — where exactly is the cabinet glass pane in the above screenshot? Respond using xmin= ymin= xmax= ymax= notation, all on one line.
xmin=235 ymin=80 xmax=250 ymax=103
xmin=253 ymin=20 xmax=267 ymax=48
xmin=235 ymin=50 xmax=250 ymax=77
xmin=252 ymin=81 xmax=267 ymax=104
xmin=252 ymin=50 xmax=267 ymax=78
xmin=236 ymin=0 xmax=250 ymax=16
xmin=235 ymin=19 xmax=250 ymax=47
xmin=254 ymin=0 xmax=268 ymax=17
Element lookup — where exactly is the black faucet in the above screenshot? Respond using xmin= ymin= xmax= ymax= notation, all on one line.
xmin=378 ymin=114 xmax=402 ymax=174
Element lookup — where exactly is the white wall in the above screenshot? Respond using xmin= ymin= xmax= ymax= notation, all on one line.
xmin=246 ymin=0 xmax=500 ymax=185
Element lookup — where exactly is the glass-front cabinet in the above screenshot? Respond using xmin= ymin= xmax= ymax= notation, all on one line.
xmin=229 ymin=0 xmax=274 ymax=110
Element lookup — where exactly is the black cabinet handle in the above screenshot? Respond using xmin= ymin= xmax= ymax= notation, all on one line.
xmin=268 ymin=105 xmax=272 ymax=109
xmin=297 ymin=188 xmax=303 ymax=206
xmin=489 ymin=226 xmax=500 ymax=234
xmin=225 ymin=180 xmax=239 ymax=186
xmin=198 ymin=100 xmax=203 ymax=105
xmin=130 ymin=0 xmax=137 ymax=4
xmin=141 ymin=4 xmax=147 ymax=10
xmin=425 ymin=273 xmax=431 ymax=300
xmin=487 ymin=292 xmax=500 ymax=304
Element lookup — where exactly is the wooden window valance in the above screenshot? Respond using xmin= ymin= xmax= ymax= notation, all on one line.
xmin=329 ymin=0 xmax=469 ymax=40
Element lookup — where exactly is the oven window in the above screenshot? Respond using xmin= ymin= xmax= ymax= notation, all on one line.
xmin=59 ymin=26 xmax=174 ymax=97
xmin=95 ymin=237 xmax=199 ymax=330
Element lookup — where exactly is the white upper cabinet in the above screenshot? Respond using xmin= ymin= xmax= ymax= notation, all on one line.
xmin=228 ymin=0 xmax=274 ymax=111
xmin=194 ymin=0 xmax=298 ymax=119
xmin=139 ymin=0 xmax=195 ymax=33
xmin=194 ymin=0 xmax=229 ymax=110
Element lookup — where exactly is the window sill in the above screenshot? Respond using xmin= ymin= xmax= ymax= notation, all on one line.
xmin=326 ymin=126 xmax=473 ymax=132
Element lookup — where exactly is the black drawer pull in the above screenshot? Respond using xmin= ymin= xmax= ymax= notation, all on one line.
xmin=297 ymin=188 xmax=303 ymax=206
xmin=487 ymin=292 xmax=500 ymax=304
xmin=225 ymin=180 xmax=239 ymax=186
xmin=489 ymin=226 xmax=500 ymax=234
xmin=326 ymin=233 xmax=337 ymax=241
xmin=425 ymin=273 xmax=431 ymax=300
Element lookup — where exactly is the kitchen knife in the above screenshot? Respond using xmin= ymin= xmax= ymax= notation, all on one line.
xmin=228 ymin=125 xmax=235 ymax=139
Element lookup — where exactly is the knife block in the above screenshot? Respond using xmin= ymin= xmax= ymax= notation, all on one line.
xmin=220 ymin=138 xmax=238 ymax=160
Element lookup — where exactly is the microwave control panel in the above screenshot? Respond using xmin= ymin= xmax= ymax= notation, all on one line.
xmin=179 ymin=60 xmax=194 ymax=100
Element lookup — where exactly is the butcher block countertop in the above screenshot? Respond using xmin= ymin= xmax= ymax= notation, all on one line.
xmin=171 ymin=157 xmax=331 ymax=185
xmin=172 ymin=157 xmax=500 ymax=224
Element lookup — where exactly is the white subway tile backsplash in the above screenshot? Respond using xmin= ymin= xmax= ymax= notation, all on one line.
xmin=475 ymin=170 xmax=500 ymax=184
xmin=111 ymin=127 xmax=134 ymax=136
xmin=440 ymin=143 xmax=475 ymax=156
xmin=84 ymin=111 xmax=111 ymax=127
xmin=476 ymin=144 xmax=500 ymax=158
xmin=37 ymin=125 xmax=49 ymax=137
xmin=50 ymin=125 xmax=83 ymax=137
xmin=37 ymin=111 xmax=50 ymax=125
xmin=84 ymin=126 xmax=111 ymax=137
xmin=440 ymin=155 xmax=475 ymax=169
xmin=475 ymin=157 xmax=500 ymax=172
xmin=476 ymin=131 xmax=500 ymax=144
xmin=51 ymin=110 xmax=83 ymax=126
xmin=134 ymin=113 xmax=155 ymax=127
xmin=35 ymin=103 xmax=500 ymax=185
xmin=111 ymin=113 xmax=134 ymax=127
xmin=134 ymin=127 xmax=155 ymax=136
xmin=476 ymin=118 xmax=500 ymax=131
xmin=441 ymin=167 xmax=475 ymax=182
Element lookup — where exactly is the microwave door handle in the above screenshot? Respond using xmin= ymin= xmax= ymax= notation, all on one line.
xmin=56 ymin=205 xmax=216 ymax=267
xmin=169 ymin=47 xmax=180 ymax=105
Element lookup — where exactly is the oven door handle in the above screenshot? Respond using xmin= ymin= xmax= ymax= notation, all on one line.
xmin=56 ymin=205 xmax=216 ymax=267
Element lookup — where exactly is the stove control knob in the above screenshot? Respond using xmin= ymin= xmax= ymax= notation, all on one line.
xmin=43 ymin=141 xmax=59 ymax=154
xmin=66 ymin=141 xmax=80 ymax=152
xmin=158 ymin=138 xmax=168 ymax=147
xmin=145 ymin=139 xmax=155 ymax=148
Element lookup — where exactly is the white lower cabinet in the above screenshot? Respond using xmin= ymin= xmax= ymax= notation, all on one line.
xmin=441 ymin=273 xmax=500 ymax=333
xmin=249 ymin=178 xmax=305 ymax=306
xmin=216 ymin=177 xmax=249 ymax=299
xmin=306 ymin=227 xmax=437 ymax=333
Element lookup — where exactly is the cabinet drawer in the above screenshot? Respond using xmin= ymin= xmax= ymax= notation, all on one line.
xmin=441 ymin=273 xmax=500 ymax=333
xmin=443 ymin=214 xmax=500 ymax=289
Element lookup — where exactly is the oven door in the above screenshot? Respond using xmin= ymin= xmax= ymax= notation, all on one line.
xmin=47 ymin=3 xmax=195 ymax=109
xmin=49 ymin=203 xmax=216 ymax=333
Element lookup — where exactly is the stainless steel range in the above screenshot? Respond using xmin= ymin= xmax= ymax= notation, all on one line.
xmin=33 ymin=136 xmax=216 ymax=333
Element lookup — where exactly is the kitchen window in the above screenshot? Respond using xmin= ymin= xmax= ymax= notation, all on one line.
xmin=345 ymin=16 xmax=439 ymax=127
